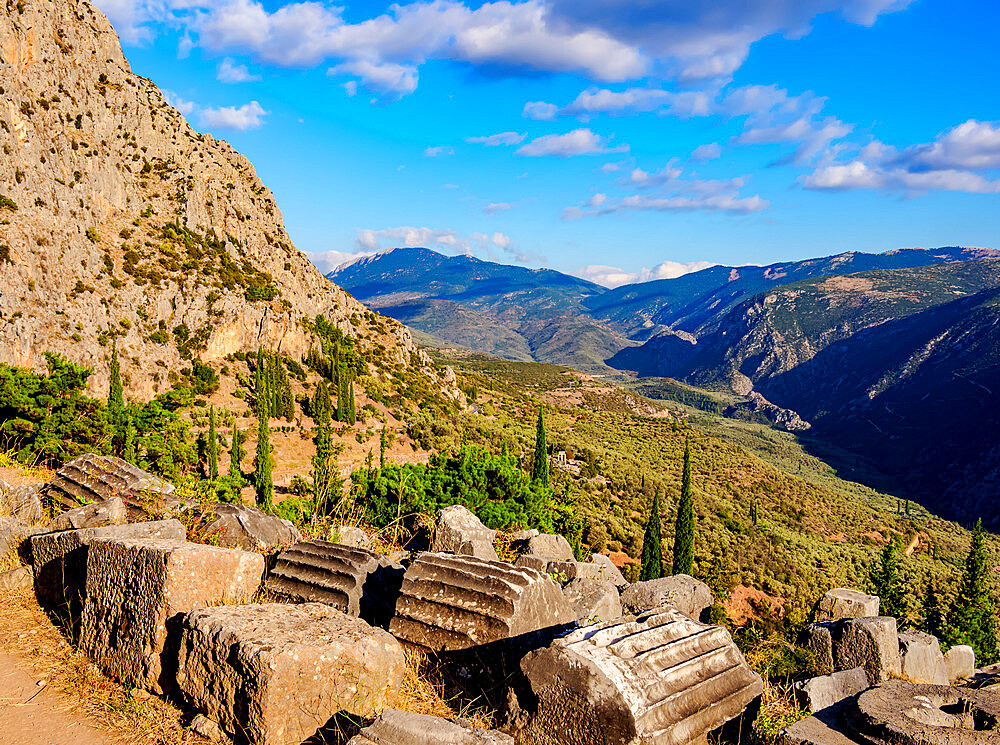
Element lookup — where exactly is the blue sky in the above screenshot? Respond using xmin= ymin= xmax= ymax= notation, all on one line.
xmin=98 ymin=0 xmax=999 ymax=286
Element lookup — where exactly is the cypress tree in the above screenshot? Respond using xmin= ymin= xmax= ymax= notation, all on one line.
xmin=312 ymin=380 xmax=335 ymax=515
xmin=254 ymin=374 xmax=273 ymax=511
xmin=108 ymin=339 xmax=125 ymax=454
xmin=207 ymin=406 xmax=218 ymax=480
xmin=922 ymin=578 xmax=946 ymax=640
xmin=672 ymin=437 xmax=695 ymax=576
xmin=380 ymin=427 xmax=387 ymax=469
xmin=312 ymin=380 xmax=332 ymax=422
xmin=532 ymin=408 xmax=549 ymax=486
xmin=122 ymin=410 xmax=136 ymax=465
xmin=255 ymin=348 xmax=268 ymax=414
xmin=346 ymin=375 xmax=356 ymax=425
xmin=870 ymin=540 xmax=904 ymax=619
xmin=335 ymin=370 xmax=347 ymax=423
xmin=229 ymin=424 xmax=244 ymax=483
xmin=640 ymin=492 xmax=664 ymax=581
xmin=954 ymin=519 xmax=1000 ymax=663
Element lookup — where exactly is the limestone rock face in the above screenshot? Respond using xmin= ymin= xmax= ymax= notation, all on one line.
xmin=30 ymin=518 xmax=186 ymax=610
xmin=524 ymin=534 xmax=575 ymax=562
xmin=562 ymin=578 xmax=622 ymax=624
xmin=50 ymin=496 xmax=127 ymax=532
xmin=792 ymin=667 xmax=869 ymax=714
xmin=620 ymin=575 xmax=713 ymax=622
xmin=264 ymin=540 xmax=403 ymax=627
xmin=389 ymin=552 xmax=575 ymax=651
xmin=0 ymin=483 xmax=43 ymax=523
xmin=944 ymin=645 xmax=975 ymax=682
xmin=817 ymin=589 xmax=880 ymax=622
xmin=897 ymin=630 xmax=948 ymax=685
xmin=176 ymin=603 xmax=405 ymax=745
xmin=79 ymin=537 xmax=264 ymax=692
xmin=347 ymin=709 xmax=514 ymax=745
xmin=199 ymin=503 xmax=300 ymax=551
xmin=519 ymin=609 xmax=764 ymax=745
xmin=432 ymin=505 xmax=498 ymax=561
xmin=49 ymin=455 xmax=174 ymax=506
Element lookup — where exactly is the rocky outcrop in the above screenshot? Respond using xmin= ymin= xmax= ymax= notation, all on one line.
xmin=79 ymin=537 xmax=263 ymax=692
xmin=346 ymin=709 xmax=514 ymax=745
xmin=519 ymin=609 xmax=764 ymax=745
xmin=48 ymin=455 xmax=174 ymax=506
xmin=817 ymin=589 xmax=879 ymax=622
xmin=176 ymin=603 xmax=405 ymax=745
xmin=620 ymin=574 xmax=713 ymax=622
xmin=432 ymin=505 xmax=498 ymax=561
xmin=50 ymin=496 xmax=127 ymax=532
xmin=389 ymin=552 xmax=575 ymax=651
xmin=264 ymin=540 xmax=403 ymax=627
xmin=197 ymin=503 xmax=300 ymax=552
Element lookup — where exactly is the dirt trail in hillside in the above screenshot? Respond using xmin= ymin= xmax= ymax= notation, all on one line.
xmin=0 ymin=650 xmax=111 ymax=745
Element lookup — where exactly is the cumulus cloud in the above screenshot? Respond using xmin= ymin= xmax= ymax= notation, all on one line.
xmin=691 ymin=142 xmax=722 ymax=161
xmin=163 ymin=89 xmax=197 ymax=116
xmin=199 ymin=100 xmax=268 ymax=130
xmin=574 ymin=260 xmax=717 ymax=288
xmin=534 ymin=87 xmax=713 ymax=120
xmin=516 ymin=128 xmax=628 ymax=157
xmin=484 ymin=202 xmax=513 ymax=214
xmin=424 ymin=145 xmax=454 ymax=157
xmin=466 ymin=132 xmax=526 ymax=146
xmin=803 ymin=120 xmax=1000 ymax=195
xmin=306 ymin=248 xmax=380 ymax=274
xmin=328 ymin=60 xmax=418 ymax=101
xmin=354 ymin=226 xmax=518 ymax=259
xmin=217 ymin=57 xmax=261 ymax=83
xmin=523 ymin=101 xmax=559 ymax=120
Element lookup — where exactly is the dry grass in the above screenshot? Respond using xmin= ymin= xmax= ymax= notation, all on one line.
xmin=0 ymin=587 xmax=197 ymax=745
xmin=749 ymin=679 xmax=808 ymax=744
xmin=394 ymin=648 xmax=496 ymax=729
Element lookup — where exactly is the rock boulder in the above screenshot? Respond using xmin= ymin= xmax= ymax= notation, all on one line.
xmin=432 ymin=505 xmax=498 ymax=561
xmin=801 ymin=617 xmax=901 ymax=685
xmin=199 ymin=503 xmax=300 ymax=551
xmin=944 ymin=644 xmax=975 ymax=682
xmin=589 ymin=553 xmax=628 ymax=589
xmin=0 ymin=484 xmax=43 ymax=523
xmin=562 ymin=578 xmax=622 ymax=624
xmin=523 ymin=533 xmax=575 ymax=562
xmin=620 ymin=574 xmax=713 ymax=622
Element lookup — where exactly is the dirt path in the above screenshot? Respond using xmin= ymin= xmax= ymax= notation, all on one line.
xmin=0 ymin=650 xmax=111 ymax=745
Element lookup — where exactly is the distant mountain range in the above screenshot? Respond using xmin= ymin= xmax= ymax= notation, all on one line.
xmin=329 ymin=245 xmax=1000 ymax=525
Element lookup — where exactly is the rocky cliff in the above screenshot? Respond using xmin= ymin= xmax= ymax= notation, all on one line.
xmin=0 ymin=0 xmax=460 ymax=402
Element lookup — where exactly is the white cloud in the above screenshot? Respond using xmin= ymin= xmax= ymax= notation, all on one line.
xmin=199 ymin=100 xmax=268 ymax=130
xmin=523 ymin=101 xmax=559 ymax=120
xmin=691 ymin=142 xmax=721 ymax=161
xmin=217 ymin=57 xmax=261 ymax=83
xmin=484 ymin=202 xmax=512 ymax=214
xmin=886 ymin=119 xmax=1000 ymax=172
xmin=424 ymin=145 xmax=454 ymax=157
xmin=307 ymin=249 xmax=379 ymax=274
xmin=163 ymin=89 xmax=197 ymax=116
xmin=328 ymin=60 xmax=418 ymax=101
xmin=466 ymin=132 xmax=526 ymax=146
xmin=574 ymin=260 xmax=716 ymax=288
xmin=516 ymin=128 xmax=628 ymax=157
xmin=353 ymin=226 xmax=531 ymax=263
xmin=627 ymin=162 xmax=683 ymax=188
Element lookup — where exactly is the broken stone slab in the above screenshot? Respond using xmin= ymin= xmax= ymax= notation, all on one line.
xmin=817 ymin=589 xmax=880 ymax=622
xmin=801 ymin=617 xmax=901 ymax=685
xmin=944 ymin=644 xmax=975 ymax=682
xmin=198 ymin=503 xmax=301 ymax=551
xmin=1 ymin=484 xmax=43 ymax=523
xmin=432 ymin=505 xmax=498 ymax=561
xmin=590 ymin=553 xmax=628 ymax=589
xmin=0 ymin=565 xmax=33 ymax=592
xmin=335 ymin=525 xmax=371 ymax=549
xmin=264 ymin=540 xmax=404 ymax=627
xmin=522 ymin=533 xmax=575 ymax=562
xmin=562 ymin=578 xmax=622 ymax=624
xmin=30 ymin=519 xmax=187 ymax=612
xmin=620 ymin=574 xmax=714 ymax=622
xmin=50 ymin=496 xmax=128 ymax=532
xmin=176 ymin=603 xmax=405 ymax=745
xmin=48 ymin=454 xmax=174 ymax=505
xmin=793 ymin=668 xmax=869 ymax=714
xmin=79 ymin=537 xmax=264 ymax=693
xmin=897 ymin=630 xmax=948 ymax=685
xmin=777 ymin=704 xmax=863 ymax=745
xmin=347 ymin=709 xmax=514 ymax=745
xmin=519 ymin=609 xmax=764 ymax=745
xmin=389 ymin=552 xmax=576 ymax=651
xmin=547 ymin=560 xmax=617 ymax=585
xmin=514 ymin=554 xmax=548 ymax=572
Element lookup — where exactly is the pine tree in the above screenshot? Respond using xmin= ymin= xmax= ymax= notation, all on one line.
xmin=954 ymin=519 xmax=1000 ymax=663
xmin=922 ymin=578 xmax=946 ymax=640
xmin=254 ymin=378 xmax=273 ymax=511
xmin=532 ymin=408 xmax=549 ymax=486
xmin=207 ymin=406 xmax=218 ymax=480
xmin=869 ymin=540 xmax=904 ymax=619
xmin=639 ymin=492 xmax=664 ymax=581
xmin=229 ymin=424 xmax=244 ymax=483
xmin=311 ymin=380 xmax=335 ymax=515
xmin=672 ymin=437 xmax=695 ymax=575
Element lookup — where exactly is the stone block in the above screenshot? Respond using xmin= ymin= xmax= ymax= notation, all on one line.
xmin=30 ymin=519 xmax=186 ymax=611
xmin=944 ymin=644 xmax=975 ymax=682
xmin=834 ymin=617 xmax=900 ymax=685
xmin=514 ymin=554 xmax=548 ymax=572
xmin=432 ymin=505 xmax=498 ymax=561
xmin=547 ymin=560 xmax=614 ymax=585
xmin=519 ymin=609 xmax=764 ymax=745
xmin=897 ymin=630 xmax=947 ymax=684
xmin=817 ymin=589 xmax=879 ymax=622
xmin=49 ymin=454 xmax=173 ymax=505
xmin=1 ymin=484 xmax=43 ymax=523
xmin=199 ymin=503 xmax=301 ymax=551
xmin=801 ymin=622 xmax=836 ymax=676
xmin=620 ymin=574 xmax=714 ymax=622
xmin=264 ymin=540 xmax=404 ymax=627
xmin=389 ymin=552 xmax=575 ymax=651
xmin=347 ymin=709 xmax=514 ymax=745
xmin=793 ymin=668 xmax=869 ymax=714
xmin=563 ymin=578 xmax=622 ymax=624
xmin=79 ymin=537 xmax=264 ymax=692
xmin=590 ymin=553 xmax=628 ymax=589
xmin=50 ymin=496 xmax=127 ymax=532
xmin=176 ymin=603 xmax=405 ymax=745
xmin=0 ymin=565 xmax=33 ymax=591
xmin=0 ymin=516 xmax=43 ymax=564
xmin=523 ymin=533 xmax=574 ymax=561
xmin=777 ymin=710 xmax=862 ymax=745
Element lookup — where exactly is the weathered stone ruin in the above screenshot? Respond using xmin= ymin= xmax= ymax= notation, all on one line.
xmin=620 ymin=574 xmax=714 ymax=622
xmin=0 ymin=482 xmax=43 ymax=523
xmin=264 ymin=540 xmax=403 ymax=626
xmin=562 ymin=577 xmax=622 ymax=624
xmin=432 ymin=504 xmax=499 ymax=561
xmin=816 ymin=588 xmax=880 ymax=622
xmin=176 ymin=603 xmax=405 ymax=745
xmin=944 ymin=644 xmax=976 ymax=682
xmin=518 ymin=609 xmax=764 ymax=745
xmin=49 ymin=496 xmax=127 ymax=532
xmin=897 ymin=630 xmax=948 ymax=685
xmin=347 ymin=709 xmax=514 ymax=745
xmin=522 ymin=533 xmax=576 ymax=562
xmin=793 ymin=667 xmax=869 ymax=714
xmin=196 ymin=503 xmax=301 ymax=552
xmin=802 ymin=616 xmax=901 ymax=685
xmin=589 ymin=553 xmax=628 ymax=589
xmin=389 ymin=552 xmax=575 ymax=651
xmin=47 ymin=454 xmax=174 ymax=508
xmin=79 ymin=537 xmax=264 ymax=692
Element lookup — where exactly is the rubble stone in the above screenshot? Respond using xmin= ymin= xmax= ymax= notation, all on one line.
xmin=944 ymin=644 xmax=975 ymax=682
xmin=897 ymin=630 xmax=948 ymax=685
xmin=562 ymin=578 xmax=622 ymax=624
xmin=523 ymin=533 xmax=575 ymax=562
xmin=347 ymin=709 xmax=514 ymax=745
xmin=50 ymin=496 xmax=127 ymax=532
xmin=620 ymin=574 xmax=713 ymax=622
xmin=432 ymin=505 xmax=498 ymax=561
xmin=793 ymin=668 xmax=868 ymax=714
xmin=31 ymin=519 xmax=186 ymax=610
xmin=0 ymin=565 xmax=33 ymax=591
xmin=0 ymin=516 xmax=43 ymax=563
xmin=389 ymin=552 xmax=575 ymax=651
xmin=519 ymin=609 xmax=764 ymax=745
xmin=176 ymin=603 xmax=405 ymax=745
xmin=48 ymin=454 xmax=174 ymax=505
xmin=201 ymin=503 xmax=301 ymax=551
xmin=590 ymin=553 xmax=628 ymax=589
xmin=817 ymin=589 xmax=880 ymax=622
xmin=1 ymin=484 xmax=43 ymax=523
xmin=79 ymin=537 xmax=263 ymax=692
xmin=264 ymin=540 xmax=404 ymax=627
